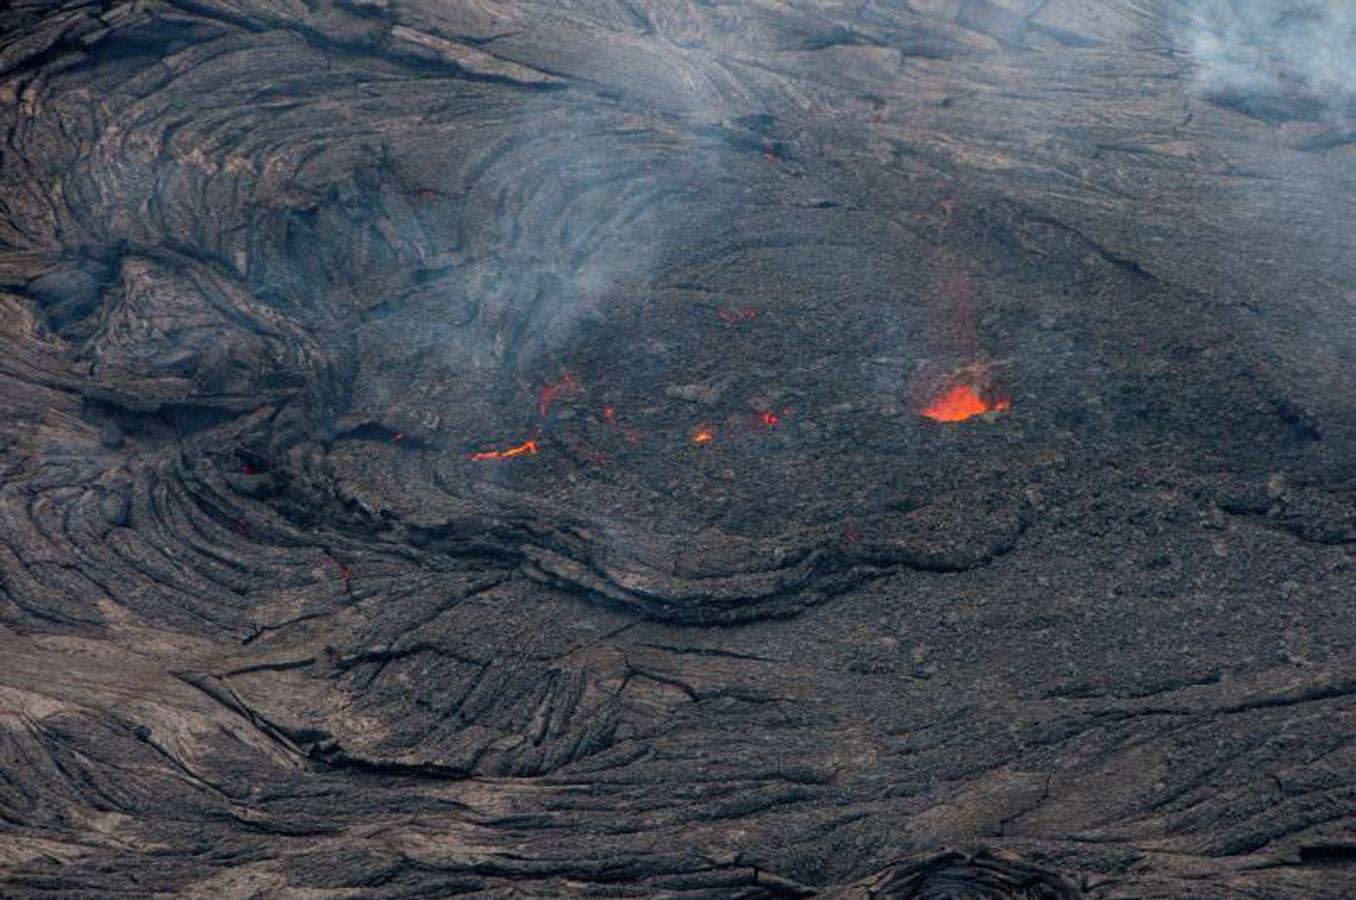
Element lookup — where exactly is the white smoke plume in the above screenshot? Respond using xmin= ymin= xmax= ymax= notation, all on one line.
xmin=1182 ymin=0 xmax=1356 ymax=123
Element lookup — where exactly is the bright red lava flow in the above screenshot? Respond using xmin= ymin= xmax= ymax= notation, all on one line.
xmin=920 ymin=385 xmax=1010 ymax=422
xmin=758 ymin=410 xmax=780 ymax=427
xmin=469 ymin=439 xmax=539 ymax=461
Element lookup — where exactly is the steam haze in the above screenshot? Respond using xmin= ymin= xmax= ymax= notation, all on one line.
xmin=1182 ymin=0 xmax=1356 ymax=121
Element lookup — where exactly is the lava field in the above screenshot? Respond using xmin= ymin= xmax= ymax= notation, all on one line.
xmin=3 ymin=1 xmax=1356 ymax=896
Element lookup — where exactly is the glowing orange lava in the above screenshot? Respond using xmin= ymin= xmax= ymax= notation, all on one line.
xmin=692 ymin=427 xmax=714 ymax=445
xmin=469 ymin=439 xmax=539 ymax=461
xmin=920 ymin=385 xmax=1010 ymax=422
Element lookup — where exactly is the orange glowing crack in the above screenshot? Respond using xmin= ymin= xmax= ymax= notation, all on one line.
xmin=920 ymin=385 xmax=1010 ymax=422
xmin=469 ymin=439 xmax=539 ymax=461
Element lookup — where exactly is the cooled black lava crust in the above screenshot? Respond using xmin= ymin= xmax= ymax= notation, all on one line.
xmin=2 ymin=1 xmax=1356 ymax=895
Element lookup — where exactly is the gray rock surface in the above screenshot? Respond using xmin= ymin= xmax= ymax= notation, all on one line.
xmin=2 ymin=0 xmax=1356 ymax=895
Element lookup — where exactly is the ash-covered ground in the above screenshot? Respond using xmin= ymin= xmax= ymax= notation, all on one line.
xmin=3 ymin=1 xmax=1356 ymax=896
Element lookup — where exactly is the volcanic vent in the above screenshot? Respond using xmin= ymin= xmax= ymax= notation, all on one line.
xmin=3 ymin=1 xmax=1356 ymax=896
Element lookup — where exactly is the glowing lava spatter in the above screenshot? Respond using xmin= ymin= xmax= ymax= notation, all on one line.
xmin=692 ymin=426 xmax=714 ymax=445
xmin=920 ymin=385 xmax=1010 ymax=423
xmin=469 ymin=439 xmax=539 ymax=461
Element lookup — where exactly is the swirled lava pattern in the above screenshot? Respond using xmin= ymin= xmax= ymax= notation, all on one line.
xmin=3 ymin=1 xmax=1356 ymax=896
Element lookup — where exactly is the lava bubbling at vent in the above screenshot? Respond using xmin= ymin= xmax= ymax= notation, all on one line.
xmin=920 ymin=384 xmax=1011 ymax=423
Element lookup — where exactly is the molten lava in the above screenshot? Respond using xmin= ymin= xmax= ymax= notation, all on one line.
xmin=469 ymin=439 xmax=539 ymax=461
xmin=692 ymin=426 xmax=715 ymax=445
xmin=920 ymin=385 xmax=1010 ymax=422
xmin=758 ymin=410 xmax=780 ymax=428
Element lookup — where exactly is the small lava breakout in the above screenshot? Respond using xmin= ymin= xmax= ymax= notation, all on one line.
xmin=469 ymin=438 xmax=539 ymax=461
xmin=920 ymin=384 xmax=1011 ymax=422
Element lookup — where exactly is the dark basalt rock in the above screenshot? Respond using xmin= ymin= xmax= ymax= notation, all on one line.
xmin=849 ymin=849 xmax=1081 ymax=899
xmin=3 ymin=0 xmax=1356 ymax=896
